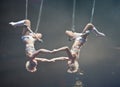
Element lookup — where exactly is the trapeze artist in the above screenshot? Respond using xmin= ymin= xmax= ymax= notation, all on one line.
xmin=51 ymin=23 xmax=105 ymax=73
xmin=9 ymin=19 xmax=54 ymax=72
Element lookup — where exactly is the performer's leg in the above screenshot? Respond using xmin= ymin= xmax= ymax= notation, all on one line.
xmin=9 ymin=20 xmax=25 ymax=26
xmin=92 ymin=27 xmax=105 ymax=36
xmin=32 ymin=49 xmax=52 ymax=58
xmin=82 ymin=23 xmax=93 ymax=33
xmin=9 ymin=19 xmax=31 ymax=28
xmin=82 ymin=23 xmax=105 ymax=37
xmin=65 ymin=30 xmax=74 ymax=37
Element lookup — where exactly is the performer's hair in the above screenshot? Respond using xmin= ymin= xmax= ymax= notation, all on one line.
xmin=25 ymin=60 xmax=37 ymax=72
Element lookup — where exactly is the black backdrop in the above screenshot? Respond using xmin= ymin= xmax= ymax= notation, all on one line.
xmin=0 ymin=0 xmax=120 ymax=87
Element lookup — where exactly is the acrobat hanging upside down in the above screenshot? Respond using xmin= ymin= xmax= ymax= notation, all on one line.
xmin=9 ymin=19 xmax=55 ymax=72
xmin=50 ymin=23 xmax=105 ymax=73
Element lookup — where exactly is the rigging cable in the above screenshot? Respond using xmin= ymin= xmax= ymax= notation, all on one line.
xmin=25 ymin=0 xmax=28 ymax=19
xmin=90 ymin=0 xmax=96 ymax=23
xmin=24 ymin=0 xmax=43 ymax=42
xmin=35 ymin=0 xmax=44 ymax=33
xmin=71 ymin=0 xmax=76 ymax=32
xmin=69 ymin=0 xmax=76 ymax=41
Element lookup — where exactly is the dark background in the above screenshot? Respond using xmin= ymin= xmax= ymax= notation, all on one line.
xmin=0 ymin=0 xmax=120 ymax=87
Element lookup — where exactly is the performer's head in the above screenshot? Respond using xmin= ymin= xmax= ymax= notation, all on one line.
xmin=67 ymin=60 xmax=79 ymax=73
xmin=25 ymin=59 xmax=38 ymax=72
xmin=35 ymin=33 xmax=42 ymax=39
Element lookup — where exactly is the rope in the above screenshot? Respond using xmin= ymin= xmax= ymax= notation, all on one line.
xmin=35 ymin=0 xmax=44 ymax=33
xmin=71 ymin=0 xmax=76 ymax=32
xmin=90 ymin=0 xmax=96 ymax=23
xmin=25 ymin=0 xmax=28 ymax=19
xmin=68 ymin=0 xmax=76 ymax=41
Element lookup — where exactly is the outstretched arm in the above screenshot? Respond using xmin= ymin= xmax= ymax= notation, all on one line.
xmin=52 ymin=46 xmax=73 ymax=60
xmin=32 ymin=49 xmax=52 ymax=59
xmin=35 ymin=58 xmax=52 ymax=62
xmin=35 ymin=57 xmax=69 ymax=62
xmin=50 ymin=57 xmax=69 ymax=62
xmin=52 ymin=46 xmax=69 ymax=53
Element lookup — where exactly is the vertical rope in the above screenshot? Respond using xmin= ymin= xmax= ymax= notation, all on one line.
xmin=25 ymin=0 xmax=28 ymax=19
xmin=90 ymin=0 xmax=96 ymax=23
xmin=71 ymin=0 xmax=76 ymax=32
xmin=69 ymin=0 xmax=76 ymax=41
xmin=35 ymin=0 xmax=44 ymax=33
